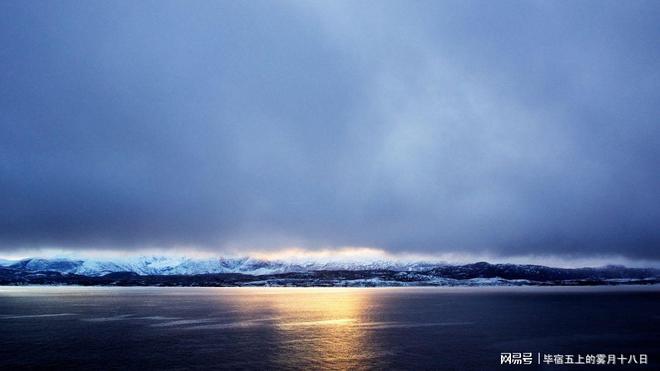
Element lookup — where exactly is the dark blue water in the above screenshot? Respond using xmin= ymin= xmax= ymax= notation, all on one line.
xmin=0 ymin=286 xmax=658 ymax=370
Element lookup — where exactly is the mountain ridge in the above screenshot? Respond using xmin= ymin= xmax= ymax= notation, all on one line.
xmin=0 ymin=257 xmax=658 ymax=287
xmin=0 ymin=256 xmax=446 ymax=276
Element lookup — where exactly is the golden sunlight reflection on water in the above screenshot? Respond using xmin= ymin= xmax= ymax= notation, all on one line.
xmin=218 ymin=288 xmax=379 ymax=369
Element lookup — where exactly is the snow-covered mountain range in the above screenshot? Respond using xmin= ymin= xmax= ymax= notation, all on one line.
xmin=1 ymin=257 xmax=658 ymax=286
xmin=0 ymin=256 xmax=443 ymax=276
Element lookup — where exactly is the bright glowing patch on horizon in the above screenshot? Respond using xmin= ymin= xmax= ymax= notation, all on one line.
xmin=249 ymin=246 xmax=395 ymax=262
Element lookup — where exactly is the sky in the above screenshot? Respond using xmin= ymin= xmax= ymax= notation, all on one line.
xmin=0 ymin=1 xmax=659 ymax=265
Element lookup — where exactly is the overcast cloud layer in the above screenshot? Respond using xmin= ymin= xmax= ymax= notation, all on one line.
xmin=1 ymin=1 xmax=658 ymax=261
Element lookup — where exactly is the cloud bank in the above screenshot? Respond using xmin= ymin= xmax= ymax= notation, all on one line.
xmin=0 ymin=1 xmax=658 ymax=261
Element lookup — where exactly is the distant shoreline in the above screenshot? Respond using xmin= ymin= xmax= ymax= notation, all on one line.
xmin=1 ymin=277 xmax=657 ymax=288
xmin=2 ymin=284 xmax=660 ymax=292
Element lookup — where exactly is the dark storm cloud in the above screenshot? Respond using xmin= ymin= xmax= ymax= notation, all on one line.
xmin=1 ymin=1 xmax=658 ymax=259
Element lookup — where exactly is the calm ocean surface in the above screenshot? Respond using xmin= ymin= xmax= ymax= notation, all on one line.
xmin=0 ymin=286 xmax=658 ymax=370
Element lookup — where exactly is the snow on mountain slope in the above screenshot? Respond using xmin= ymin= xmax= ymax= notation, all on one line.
xmin=0 ymin=259 xmax=17 ymax=267
xmin=7 ymin=256 xmax=446 ymax=276
xmin=10 ymin=258 xmax=84 ymax=273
